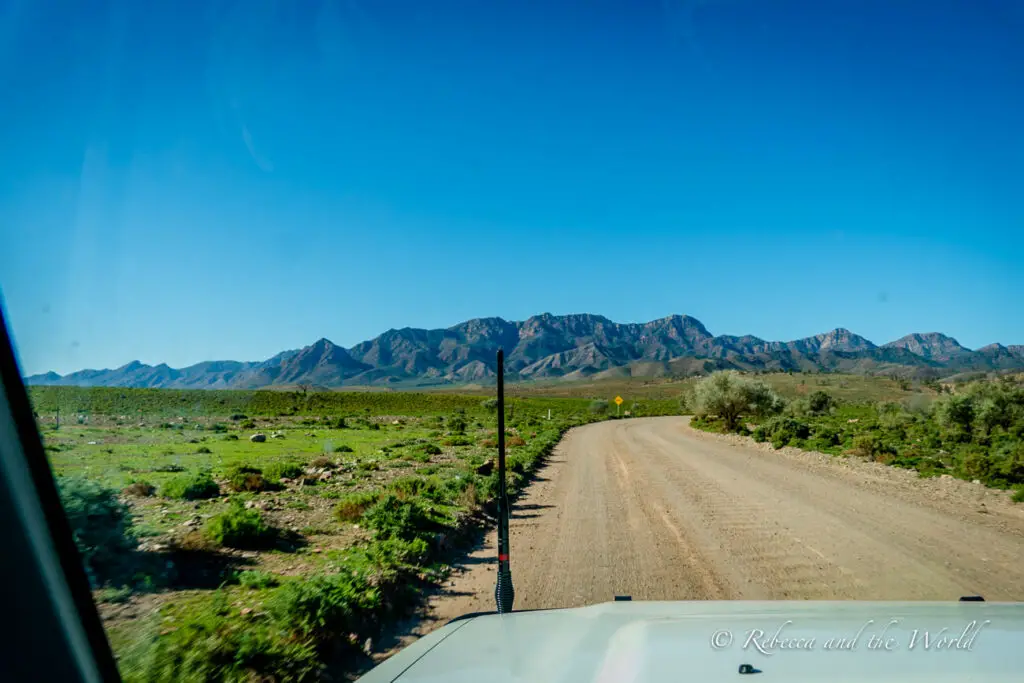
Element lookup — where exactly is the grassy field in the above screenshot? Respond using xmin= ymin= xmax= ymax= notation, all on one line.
xmin=495 ymin=371 xmax=928 ymax=404
xmin=32 ymin=386 xmax=679 ymax=682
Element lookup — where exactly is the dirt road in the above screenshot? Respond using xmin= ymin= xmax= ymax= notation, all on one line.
xmin=378 ymin=417 xmax=1024 ymax=654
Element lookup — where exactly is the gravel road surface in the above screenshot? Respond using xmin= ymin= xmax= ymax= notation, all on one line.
xmin=375 ymin=416 xmax=1024 ymax=658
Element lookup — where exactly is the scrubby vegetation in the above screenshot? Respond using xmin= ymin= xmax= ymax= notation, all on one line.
xmin=691 ymin=370 xmax=785 ymax=430
xmin=36 ymin=385 xmax=676 ymax=681
xmin=204 ymin=501 xmax=275 ymax=549
xmin=225 ymin=465 xmax=269 ymax=492
xmin=690 ymin=371 xmax=1024 ymax=493
xmin=161 ymin=470 xmax=220 ymax=500
xmin=263 ymin=460 xmax=304 ymax=481
xmin=57 ymin=476 xmax=137 ymax=586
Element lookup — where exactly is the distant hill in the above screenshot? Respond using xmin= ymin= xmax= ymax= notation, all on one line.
xmin=24 ymin=313 xmax=1024 ymax=389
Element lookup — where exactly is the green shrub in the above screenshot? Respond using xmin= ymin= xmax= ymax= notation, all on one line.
xmin=957 ymin=447 xmax=995 ymax=481
xmin=807 ymin=391 xmax=835 ymax=415
xmin=1012 ymin=488 xmax=1024 ymax=504
xmin=263 ymin=461 xmax=304 ymax=480
xmin=448 ymin=416 xmax=467 ymax=434
xmin=481 ymin=398 xmax=498 ymax=411
xmin=119 ymin=593 xmax=319 ymax=683
xmin=335 ymin=491 xmax=381 ymax=522
xmin=57 ymin=476 xmax=137 ymax=586
xmin=161 ymin=471 xmax=219 ymax=500
xmin=221 ymin=434 xmax=239 ymax=441
xmin=334 ymin=444 xmax=354 ymax=453
xmin=235 ymin=570 xmax=280 ymax=590
xmin=810 ymin=426 xmax=841 ymax=448
xmin=240 ymin=420 xmax=256 ymax=429
xmin=226 ymin=465 xmax=268 ymax=493
xmin=760 ymin=416 xmax=811 ymax=449
xmin=589 ymin=399 xmax=609 ymax=415
xmin=422 ymin=443 xmax=442 ymax=455
xmin=362 ymin=494 xmax=438 ymax=541
xmin=265 ymin=572 xmax=382 ymax=642
xmin=935 ymin=394 xmax=976 ymax=440
xmin=388 ymin=475 xmax=450 ymax=505
xmin=993 ymin=442 xmax=1024 ymax=485
xmin=96 ymin=585 xmax=133 ymax=604
xmin=442 ymin=435 xmax=473 ymax=446
xmin=204 ymin=502 xmax=274 ymax=549
xmin=693 ymin=371 xmax=784 ymax=431
xmin=852 ymin=433 xmax=879 ymax=458
xmin=195 ymin=446 xmax=212 ymax=454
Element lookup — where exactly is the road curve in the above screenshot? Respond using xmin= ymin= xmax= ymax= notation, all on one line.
xmin=388 ymin=417 xmax=1024 ymax=643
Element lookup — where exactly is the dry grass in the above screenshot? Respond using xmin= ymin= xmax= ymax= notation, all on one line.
xmin=122 ymin=481 xmax=155 ymax=497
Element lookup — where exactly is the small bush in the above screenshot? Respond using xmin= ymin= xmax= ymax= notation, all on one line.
xmin=235 ymin=570 xmax=280 ymax=590
xmin=57 ymin=476 xmax=137 ymax=586
xmin=96 ymin=585 xmax=133 ymax=604
xmin=442 ymin=435 xmax=473 ymax=447
xmin=174 ymin=530 xmax=217 ymax=553
xmin=334 ymin=444 xmax=354 ymax=453
xmin=807 ymin=391 xmax=835 ymax=415
xmin=810 ymin=426 xmax=841 ymax=448
xmin=240 ymin=420 xmax=256 ymax=429
xmin=265 ymin=572 xmax=382 ymax=642
xmin=120 ymin=593 xmax=320 ymax=682
xmin=448 ymin=416 xmax=467 ymax=434
xmin=226 ymin=465 xmax=268 ymax=493
xmin=153 ymin=464 xmax=186 ymax=473
xmin=481 ymin=398 xmax=498 ymax=411
xmin=230 ymin=414 xmax=248 ymax=421
xmin=221 ymin=434 xmax=239 ymax=441
xmin=335 ymin=491 xmax=381 ymax=522
xmin=589 ymin=399 xmax=609 ymax=415
xmin=761 ymin=417 xmax=811 ymax=449
xmin=1012 ymin=488 xmax=1024 ymax=504
xmin=263 ymin=461 xmax=304 ymax=481
xmin=935 ymin=394 xmax=976 ymax=440
xmin=310 ymin=456 xmax=334 ymax=469
xmin=422 ymin=443 xmax=442 ymax=455
xmin=458 ymin=482 xmax=480 ymax=508
xmin=507 ymin=435 xmax=526 ymax=447
xmin=362 ymin=494 xmax=439 ymax=541
xmin=161 ymin=471 xmax=219 ymax=500
xmin=195 ymin=446 xmax=212 ymax=454
xmin=204 ymin=501 xmax=275 ymax=549
xmin=123 ymin=480 xmax=155 ymax=497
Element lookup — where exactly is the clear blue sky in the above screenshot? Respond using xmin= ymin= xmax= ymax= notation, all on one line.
xmin=2 ymin=0 xmax=1023 ymax=375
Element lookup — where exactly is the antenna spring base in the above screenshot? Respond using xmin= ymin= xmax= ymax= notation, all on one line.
xmin=495 ymin=565 xmax=515 ymax=613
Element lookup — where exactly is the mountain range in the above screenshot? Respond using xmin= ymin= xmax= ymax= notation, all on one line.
xmin=24 ymin=313 xmax=1024 ymax=389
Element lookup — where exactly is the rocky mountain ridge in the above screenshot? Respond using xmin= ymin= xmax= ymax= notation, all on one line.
xmin=26 ymin=314 xmax=1024 ymax=389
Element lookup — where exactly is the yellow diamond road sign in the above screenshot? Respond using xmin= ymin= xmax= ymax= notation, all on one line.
xmin=614 ymin=396 xmax=623 ymax=406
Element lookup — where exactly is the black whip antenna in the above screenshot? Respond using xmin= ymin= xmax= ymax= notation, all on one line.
xmin=494 ymin=349 xmax=515 ymax=613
